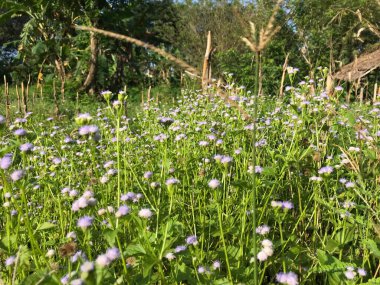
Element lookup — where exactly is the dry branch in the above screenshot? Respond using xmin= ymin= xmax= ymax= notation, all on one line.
xmin=75 ymin=25 xmax=200 ymax=77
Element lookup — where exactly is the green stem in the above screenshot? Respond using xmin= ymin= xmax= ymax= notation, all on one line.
xmin=250 ymin=50 xmax=260 ymax=285
xmin=218 ymin=205 xmax=232 ymax=282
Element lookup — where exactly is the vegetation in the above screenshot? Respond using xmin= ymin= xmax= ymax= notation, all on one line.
xmin=1 ymin=71 xmax=380 ymax=284
xmin=0 ymin=0 xmax=380 ymax=284
xmin=1 ymin=0 xmax=379 ymax=96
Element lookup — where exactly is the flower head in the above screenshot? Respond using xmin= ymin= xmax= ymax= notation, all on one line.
xmin=166 ymin=178 xmax=179 ymax=186
xmin=208 ymin=179 xmax=220 ymax=189
xmin=10 ymin=169 xmax=25 ymax=181
xmin=115 ymin=205 xmax=130 ymax=218
xmin=165 ymin=252 xmax=176 ymax=260
xmin=20 ymin=143 xmax=34 ymax=152
xmin=212 ymin=260 xmax=221 ymax=270
xmin=77 ymin=216 xmax=93 ymax=230
xmin=0 ymin=154 xmax=12 ymax=170
xmin=96 ymin=254 xmax=111 ymax=267
xmin=105 ymin=247 xmax=120 ymax=261
xmin=186 ymin=235 xmax=198 ymax=246
xmin=5 ymin=256 xmax=16 ymax=266
xmin=80 ymin=261 xmax=94 ymax=272
xmin=138 ymin=208 xmax=153 ymax=219
xmin=14 ymin=129 xmax=27 ymax=136
xmin=276 ymin=271 xmax=299 ymax=285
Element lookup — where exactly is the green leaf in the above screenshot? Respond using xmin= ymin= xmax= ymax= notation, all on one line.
xmin=31 ymin=41 xmax=48 ymax=56
xmin=18 ymin=245 xmax=31 ymax=267
xmin=35 ymin=222 xmax=57 ymax=232
xmin=1 ymin=234 xmax=17 ymax=250
xmin=325 ymin=238 xmax=340 ymax=253
xmin=103 ymin=229 xmax=119 ymax=247
xmin=315 ymin=249 xmax=354 ymax=285
xmin=364 ymin=239 xmax=380 ymax=258
xmin=21 ymin=271 xmax=59 ymax=285
xmin=124 ymin=244 xmax=146 ymax=256
xmin=142 ymin=255 xmax=158 ymax=278
xmin=345 ymin=111 xmax=356 ymax=126
xmin=333 ymin=228 xmax=354 ymax=246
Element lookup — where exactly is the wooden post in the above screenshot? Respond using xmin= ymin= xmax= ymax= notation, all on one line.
xmin=147 ymin=85 xmax=151 ymax=108
xmin=76 ymin=92 xmax=79 ymax=115
xmin=374 ymin=83 xmax=378 ymax=102
xmin=4 ymin=76 xmax=10 ymax=125
xmin=40 ymin=83 xmax=43 ymax=99
xmin=355 ymin=78 xmax=360 ymax=101
xmin=359 ymin=87 xmax=364 ymax=105
xmin=202 ymin=31 xmax=212 ymax=91
xmin=279 ymin=53 xmax=289 ymax=98
xmin=53 ymin=80 xmax=59 ymax=116
xmin=346 ymin=72 xmax=352 ymax=103
xmin=26 ymin=75 xmax=30 ymax=112
xmin=32 ymin=87 xmax=36 ymax=105
xmin=326 ymin=74 xmax=334 ymax=96
xmin=21 ymin=82 xmax=27 ymax=115
xmin=16 ymin=84 xmax=21 ymax=112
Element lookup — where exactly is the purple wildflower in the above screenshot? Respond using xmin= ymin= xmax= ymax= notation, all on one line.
xmin=10 ymin=169 xmax=25 ymax=181
xmin=318 ymin=166 xmax=334 ymax=174
xmin=208 ymin=179 xmax=220 ymax=189
xmin=77 ymin=216 xmax=93 ymax=230
xmin=138 ymin=208 xmax=153 ymax=219
xmin=5 ymin=256 xmax=16 ymax=266
xmin=0 ymin=154 xmax=12 ymax=170
xmin=19 ymin=143 xmax=34 ymax=152
xmin=144 ymin=171 xmax=153 ymax=179
xmin=115 ymin=205 xmax=130 ymax=218
xmin=276 ymin=271 xmax=299 ymax=285
xmin=105 ymin=247 xmax=120 ymax=261
xmin=166 ymin=177 xmax=179 ymax=186
xmin=212 ymin=260 xmax=221 ymax=270
xmin=220 ymin=156 xmax=233 ymax=164
xmin=186 ymin=235 xmax=198 ymax=246
xmin=14 ymin=129 xmax=27 ymax=136
xmin=121 ymin=192 xmax=136 ymax=201
xmin=256 ymin=225 xmax=270 ymax=235
xmin=80 ymin=261 xmax=94 ymax=272
xmin=282 ymin=201 xmax=294 ymax=209
xmin=96 ymin=254 xmax=111 ymax=267
xmin=174 ymin=245 xmax=187 ymax=253
xmin=198 ymin=266 xmax=206 ymax=274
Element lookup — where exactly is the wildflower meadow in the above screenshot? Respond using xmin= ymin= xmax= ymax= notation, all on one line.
xmin=0 ymin=69 xmax=380 ymax=285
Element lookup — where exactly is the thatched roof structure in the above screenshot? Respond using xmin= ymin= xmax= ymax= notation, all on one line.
xmin=333 ymin=47 xmax=380 ymax=82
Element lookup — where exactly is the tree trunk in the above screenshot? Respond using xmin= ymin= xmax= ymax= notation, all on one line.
xmin=80 ymin=31 xmax=98 ymax=92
